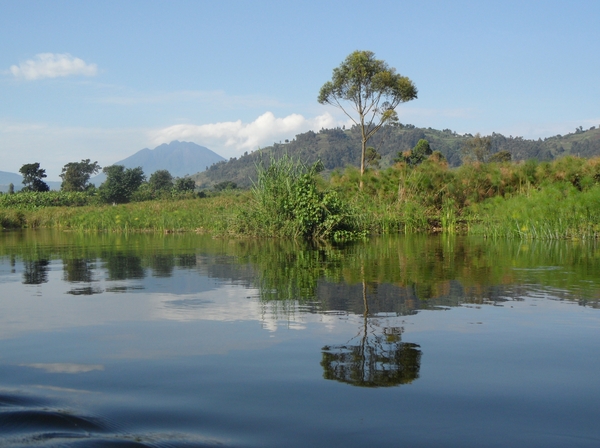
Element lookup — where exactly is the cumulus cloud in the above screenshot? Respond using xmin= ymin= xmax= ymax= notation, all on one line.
xmin=9 ymin=53 xmax=98 ymax=80
xmin=150 ymin=111 xmax=349 ymax=157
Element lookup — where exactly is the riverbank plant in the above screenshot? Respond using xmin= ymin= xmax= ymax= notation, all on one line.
xmin=234 ymin=155 xmax=364 ymax=240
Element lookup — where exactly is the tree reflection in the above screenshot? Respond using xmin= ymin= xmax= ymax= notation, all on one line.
xmin=63 ymin=258 xmax=95 ymax=283
xmin=149 ymin=255 xmax=176 ymax=277
xmin=102 ymin=252 xmax=145 ymax=280
xmin=320 ymin=279 xmax=422 ymax=388
xmin=63 ymin=258 xmax=102 ymax=295
xmin=23 ymin=259 xmax=50 ymax=285
xmin=321 ymin=331 xmax=421 ymax=387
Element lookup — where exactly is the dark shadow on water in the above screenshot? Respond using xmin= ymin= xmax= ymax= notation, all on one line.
xmin=0 ymin=389 xmax=234 ymax=447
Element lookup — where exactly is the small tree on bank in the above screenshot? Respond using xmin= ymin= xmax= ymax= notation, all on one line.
xmin=20 ymin=163 xmax=50 ymax=192
xmin=99 ymin=165 xmax=145 ymax=204
xmin=318 ymin=50 xmax=418 ymax=189
xmin=60 ymin=159 xmax=101 ymax=191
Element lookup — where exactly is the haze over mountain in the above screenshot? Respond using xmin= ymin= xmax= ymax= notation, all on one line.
xmin=93 ymin=141 xmax=225 ymax=184
xmin=0 ymin=171 xmax=61 ymax=193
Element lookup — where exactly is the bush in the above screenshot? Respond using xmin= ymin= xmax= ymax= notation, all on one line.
xmin=240 ymin=155 xmax=364 ymax=240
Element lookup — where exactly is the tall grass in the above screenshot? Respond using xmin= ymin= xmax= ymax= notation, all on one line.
xmin=330 ymin=155 xmax=600 ymax=239
xmin=236 ymin=155 xmax=364 ymax=240
xmin=0 ymin=194 xmax=245 ymax=234
xmin=468 ymin=183 xmax=600 ymax=239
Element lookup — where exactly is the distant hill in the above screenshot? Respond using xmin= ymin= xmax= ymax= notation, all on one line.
xmin=0 ymin=171 xmax=23 ymax=192
xmin=191 ymin=124 xmax=600 ymax=188
xmin=0 ymin=171 xmax=61 ymax=193
xmin=93 ymin=140 xmax=225 ymax=184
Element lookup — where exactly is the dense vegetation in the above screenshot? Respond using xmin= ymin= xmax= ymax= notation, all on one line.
xmin=192 ymin=124 xmax=600 ymax=188
xmin=2 ymin=152 xmax=600 ymax=241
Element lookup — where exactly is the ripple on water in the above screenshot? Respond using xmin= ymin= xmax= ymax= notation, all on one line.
xmin=0 ymin=389 xmax=233 ymax=448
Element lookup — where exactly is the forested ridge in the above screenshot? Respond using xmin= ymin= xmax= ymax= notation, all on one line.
xmin=192 ymin=124 xmax=600 ymax=188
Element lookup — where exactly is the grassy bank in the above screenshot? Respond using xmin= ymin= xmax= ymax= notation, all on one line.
xmin=2 ymin=155 xmax=600 ymax=240
xmin=330 ymin=155 xmax=600 ymax=239
xmin=0 ymin=193 xmax=243 ymax=234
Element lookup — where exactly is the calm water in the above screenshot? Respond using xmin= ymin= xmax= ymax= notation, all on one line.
xmin=0 ymin=230 xmax=599 ymax=447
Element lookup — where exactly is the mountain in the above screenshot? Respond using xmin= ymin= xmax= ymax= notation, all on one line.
xmin=0 ymin=171 xmax=61 ymax=193
xmin=191 ymin=124 xmax=600 ymax=189
xmin=94 ymin=141 xmax=225 ymax=184
xmin=0 ymin=171 xmax=23 ymax=189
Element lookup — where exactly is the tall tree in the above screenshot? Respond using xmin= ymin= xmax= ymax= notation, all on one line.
xmin=99 ymin=165 xmax=145 ymax=204
xmin=318 ymin=50 xmax=417 ymax=188
xmin=20 ymin=163 xmax=50 ymax=192
xmin=60 ymin=159 xmax=101 ymax=191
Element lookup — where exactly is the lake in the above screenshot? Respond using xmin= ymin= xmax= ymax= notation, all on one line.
xmin=0 ymin=230 xmax=599 ymax=447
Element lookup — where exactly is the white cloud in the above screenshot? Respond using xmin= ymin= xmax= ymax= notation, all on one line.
xmin=9 ymin=53 xmax=98 ymax=80
xmin=21 ymin=363 xmax=104 ymax=374
xmin=150 ymin=111 xmax=349 ymax=157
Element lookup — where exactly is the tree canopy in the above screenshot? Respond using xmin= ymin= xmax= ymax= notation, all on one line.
xmin=60 ymin=159 xmax=101 ymax=191
xmin=99 ymin=165 xmax=145 ymax=204
xmin=396 ymin=139 xmax=433 ymax=166
xmin=20 ymin=163 xmax=50 ymax=192
xmin=148 ymin=169 xmax=174 ymax=193
xmin=462 ymin=133 xmax=492 ymax=163
xmin=174 ymin=177 xmax=196 ymax=193
xmin=318 ymin=50 xmax=417 ymax=187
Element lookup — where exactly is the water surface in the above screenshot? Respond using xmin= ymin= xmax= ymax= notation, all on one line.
xmin=0 ymin=231 xmax=599 ymax=447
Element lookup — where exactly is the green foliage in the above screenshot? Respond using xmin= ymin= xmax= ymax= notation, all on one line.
xmin=19 ymin=163 xmax=49 ymax=192
xmin=148 ymin=169 xmax=174 ymax=194
xmin=60 ymin=159 xmax=101 ymax=191
xmin=318 ymin=50 xmax=418 ymax=180
xmin=365 ymin=147 xmax=381 ymax=168
xmin=462 ymin=133 xmax=492 ymax=163
xmin=396 ymin=139 xmax=432 ymax=166
xmin=488 ymin=150 xmax=512 ymax=163
xmin=99 ymin=165 xmax=145 ymax=204
xmin=4 ymin=154 xmax=600 ymax=241
xmin=193 ymin=126 xmax=600 ymax=189
xmin=469 ymin=183 xmax=600 ymax=239
xmin=0 ymin=191 xmax=94 ymax=210
xmin=174 ymin=177 xmax=196 ymax=193
xmin=241 ymin=155 xmax=363 ymax=240
xmin=213 ymin=181 xmax=237 ymax=191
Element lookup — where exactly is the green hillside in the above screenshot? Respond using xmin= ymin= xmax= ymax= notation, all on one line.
xmin=192 ymin=124 xmax=600 ymax=189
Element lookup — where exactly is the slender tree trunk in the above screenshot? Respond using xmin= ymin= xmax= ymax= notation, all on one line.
xmin=360 ymin=138 xmax=366 ymax=190
xmin=359 ymin=110 xmax=367 ymax=191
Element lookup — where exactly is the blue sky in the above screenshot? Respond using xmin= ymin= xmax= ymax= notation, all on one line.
xmin=1 ymin=0 xmax=599 ymax=180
